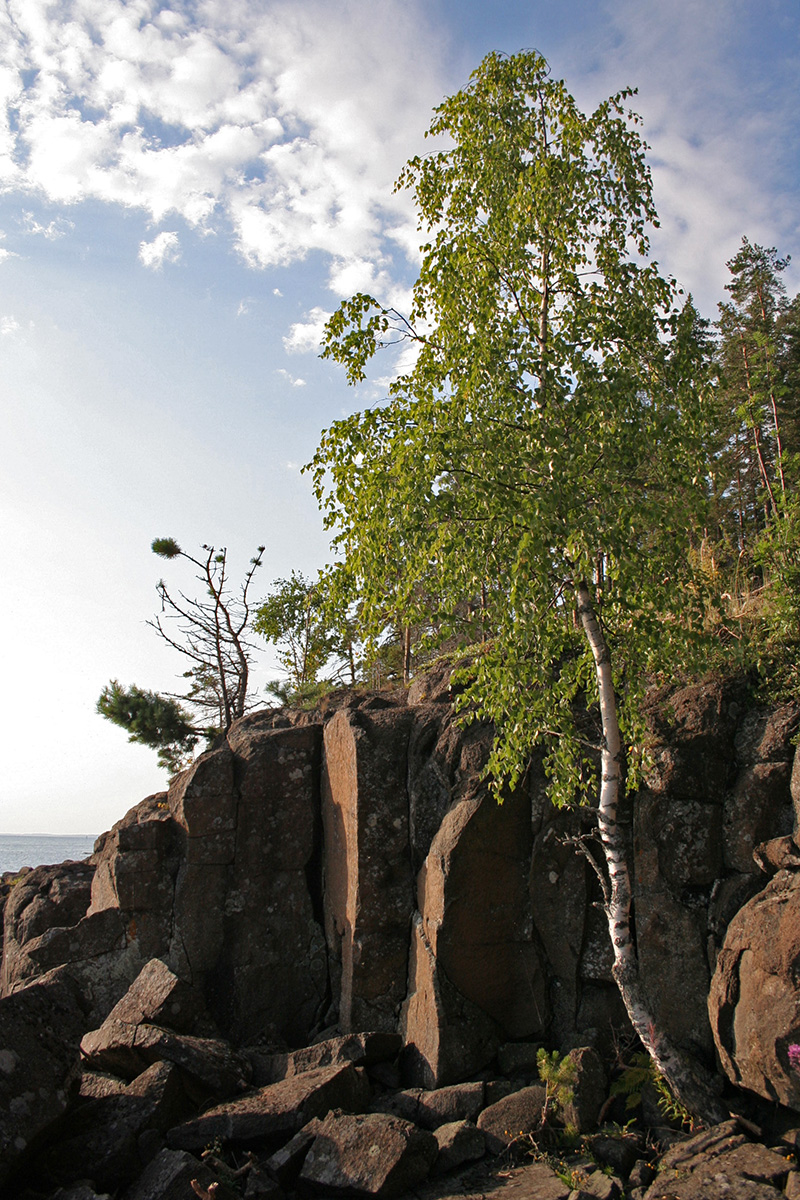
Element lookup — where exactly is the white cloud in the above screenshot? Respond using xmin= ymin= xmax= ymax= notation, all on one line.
xmin=138 ymin=230 xmax=180 ymax=269
xmin=273 ymin=288 xmax=282 ymax=296
xmin=1 ymin=315 xmax=19 ymax=335
xmin=283 ymin=305 xmax=330 ymax=354
xmin=0 ymin=0 xmax=445 ymax=294
xmin=0 ymin=230 xmax=15 ymax=262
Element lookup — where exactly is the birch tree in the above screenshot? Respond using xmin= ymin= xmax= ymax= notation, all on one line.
xmin=309 ymin=51 xmax=725 ymax=1121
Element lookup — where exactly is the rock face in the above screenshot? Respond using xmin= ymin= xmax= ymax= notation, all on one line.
xmin=322 ymin=705 xmax=415 ymax=1033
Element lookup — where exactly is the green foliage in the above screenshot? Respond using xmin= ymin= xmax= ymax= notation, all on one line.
xmin=254 ymin=570 xmax=349 ymax=699
xmin=310 ymin=49 xmax=717 ymax=803
xmin=749 ymin=499 xmax=800 ymax=697
xmin=96 ymin=679 xmax=199 ymax=774
xmin=610 ymin=1051 xmax=695 ymax=1130
xmin=151 ymin=537 xmax=182 ymax=559
xmin=537 ymin=1048 xmax=577 ymax=1134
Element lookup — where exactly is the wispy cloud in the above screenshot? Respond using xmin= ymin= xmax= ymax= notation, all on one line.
xmin=21 ymin=212 xmax=75 ymax=239
xmin=566 ymin=0 xmax=800 ymax=308
xmin=276 ymin=367 xmax=307 ymax=387
xmin=0 ymin=0 xmax=445 ymax=289
xmin=1 ymin=315 xmax=19 ymax=335
xmin=138 ymin=230 xmax=180 ymax=269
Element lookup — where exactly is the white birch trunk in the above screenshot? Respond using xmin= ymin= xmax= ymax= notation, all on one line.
xmin=576 ymin=581 xmax=728 ymax=1125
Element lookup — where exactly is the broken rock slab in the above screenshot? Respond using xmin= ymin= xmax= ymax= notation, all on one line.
xmin=81 ymin=1020 xmax=252 ymax=1096
xmin=248 ymin=1030 xmax=401 ymax=1085
xmin=167 ymin=1062 xmax=370 ymax=1151
xmin=120 ymin=1147 xmax=238 ymax=1200
xmin=95 ymin=957 xmax=207 ymax=1034
xmin=643 ymin=1121 xmax=792 ymax=1200
xmin=31 ymin=1062 xmax=193 ymax=1193
xmin=299 ymin=1110 xmax=438 ymax=1197
xmin=372 ymin=1082 xmax=485 ymax=1130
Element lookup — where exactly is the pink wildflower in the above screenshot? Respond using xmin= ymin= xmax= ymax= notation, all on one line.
xmin=787 ymin=1043 xmax=800 ymax=1069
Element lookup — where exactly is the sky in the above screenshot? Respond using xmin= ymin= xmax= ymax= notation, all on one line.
xmin=1 ymin=0 xmax=799 ymax=835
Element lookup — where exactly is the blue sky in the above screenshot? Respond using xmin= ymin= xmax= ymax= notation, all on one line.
xmin=1 ymin=0 xmax=799 ymax=835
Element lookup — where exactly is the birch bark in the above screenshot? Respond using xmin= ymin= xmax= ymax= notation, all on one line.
xmin=576 ymin=581 xmax=729 ymax=1125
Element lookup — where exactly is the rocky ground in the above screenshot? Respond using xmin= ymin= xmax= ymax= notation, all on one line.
xmin=3 ymin=956 xmax=800 ymax=1200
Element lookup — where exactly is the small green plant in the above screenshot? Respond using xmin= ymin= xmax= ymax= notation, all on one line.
xmin=611 ymin=1051 xmax=696 ymax=1130
xmin=537 ymin=1048 xmax=578 ymax=1136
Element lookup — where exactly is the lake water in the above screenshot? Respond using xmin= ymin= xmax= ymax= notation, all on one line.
xmin=0 ymin=834 xmax=98 ymax=876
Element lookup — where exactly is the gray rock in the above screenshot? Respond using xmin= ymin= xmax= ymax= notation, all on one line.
xmin=0 ymin=968 xmax=87 ymax=1187
xmin=96 ymin=957 xmax=207 ymax=1033
xmin=81 ymin=1021 xmax=251 ymax=1096
xmin=299 ymin=1110 xmax=438 ymax=1197
xmin=248 ymin=1030 xmax=401 ymax=1085
xmin=121 ymin=1147 xmax=238 ymax=1200
xmin=432 ymin=1119 xmax=485 ymax=1174
xmin=644 ymin=1122 xmax=790 ymax=1200
xmin=562 ymin=1047 xmax=606 ymax=1134
xmin=709 ymin=871 xmax=800 ymax=1110
xmin=167 ymin=1062 xmax=370 ymax=1150
xmin=476 ymin=1084 xmax=547 ymax=1153
xmin=322 ymin=706 xmax=415 ymax=1032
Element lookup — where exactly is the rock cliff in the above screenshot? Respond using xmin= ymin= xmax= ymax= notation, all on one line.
xmin=2 ymin=670 xmax=800 ymax=1198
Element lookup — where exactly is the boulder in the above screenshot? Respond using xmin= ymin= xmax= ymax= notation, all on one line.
xmin=167 ymin=1062 xmax=370 ymax=1150
xmin=709 ymin=866 xmax=800 ymax=1109
xmin=476 ymin=1084 xmax=547 ymax=1153
xmin=50 ymin=1188 xmax=112 ymax=1200
xmin=298 ymin=1111 xmax=438 ymax=1197
xmin=33 ymin=1093 xmax=163 ymax=1192
xmin=562 ymin=1046 xmax=606 ymax=1133
xmin=322 ymin=705 xmax=415 ymax=1031
xmin=0 ymin=969 xmax=87 ymax=1187
xmin=371 ymin=1081 xmax=485 ymax=1129
xmin=266 ymin=1118 xmax=322 ymax=1185
xmin=432 ymin=1119 xmax=486 ymax=1174
xmin=35 ymin=1062 xmax=192 ymax=1193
